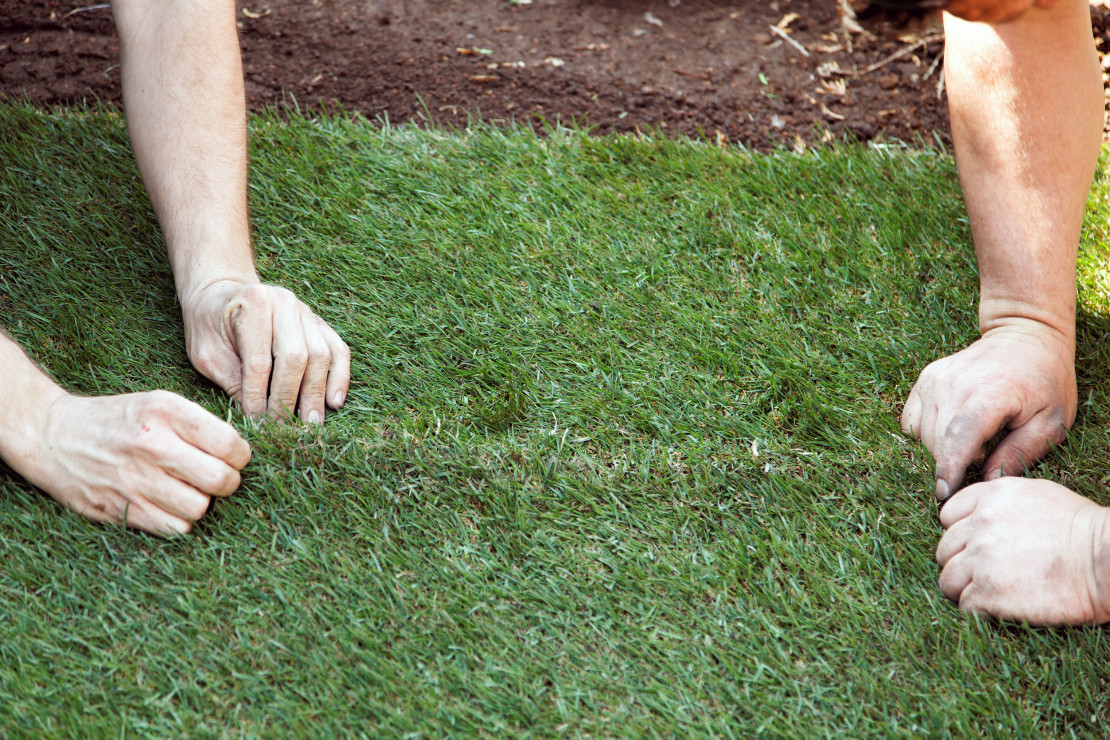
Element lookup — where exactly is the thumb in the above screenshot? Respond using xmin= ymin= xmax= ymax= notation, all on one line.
xmin=982 ymin=412 xmax=1068 ymax=481
xmin=933 ymin=410 xmax=1006 ymax=501
xmin=189 ymin=346 xmax=245 ymax=403
xmin=901 ymin=386 xmax=924 ymax=439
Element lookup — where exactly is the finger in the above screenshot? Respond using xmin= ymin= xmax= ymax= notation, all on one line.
xmin=156 ymin=437 xmax=243 ymax=497
xmin=320 ymin=319 xmax=351 ymax=409
xmin=918 ymin=401 xmax=956 ymax=500
xmin=918 ymin=395 xmax=939 ymax=458
xmin=229 ymin=286 xmax=274 ymax=418
xmin=268 ymin=295 xmax=309 ymax=419
xmin=983 ymin=412 xmax=1068 ymax=481
xmin=153 ymin=391 xmax=252 ymax=469
xmin=955 ymin=582 xmax=995 ymax=619
xmin=934 ymin=408 xmax=1008 ymax=501
xmin=936 ymin=519 xmax=971 ymax=565
xmin=113 ymin=497 xmax=196 ymax=537
xmin=938 ymin=481 xmax=984 ymax=528
xmin=189 ymin=345 xmax=241 ymax=395
xmin=937 ymin=553 xmax=974 ymax=604
xmin=138 ymin=473 xmax=214 ymax=524
xmin=296 ymin=312 xmax=332 ymax=424
xmin=901 ymin=387 xmax=923 ymax=438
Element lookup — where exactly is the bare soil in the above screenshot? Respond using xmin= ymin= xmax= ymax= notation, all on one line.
xmin=2 ymin=0 xmax=1109 ymax=150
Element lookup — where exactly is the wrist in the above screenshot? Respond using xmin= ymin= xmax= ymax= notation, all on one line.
xmin=0 ymin=338 xmax=69 ymax=469
xmin=167 ymin=235 xmax=258 ymax=315
xmin=978 ymin=300 xmax=1076 ymax=359
xmin=177 ymin=274 xmax=261 ymax=318
xmin=979 ymin=293 xmax=1075 ymax=337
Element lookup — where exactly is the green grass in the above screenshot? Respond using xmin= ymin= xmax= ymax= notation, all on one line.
xmin=1 ymin=102 xmax=1109 ymax=737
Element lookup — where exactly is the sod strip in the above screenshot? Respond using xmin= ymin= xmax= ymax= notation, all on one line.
xmin=1 ymin=104 xmax=1109 ymax=737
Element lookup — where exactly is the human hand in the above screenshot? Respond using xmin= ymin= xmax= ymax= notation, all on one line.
xmin=16 ymin=390 xmax=251 ymax=536
xmin=901 ymin=322 xmax=1076 ymax=500
xmin=936 ymin=478 xmax=1110 ymax=625
xmin=944 ymin=0 xmax=1059 ymax=23
xmin=181 ymin=280 xmax=351 ymax=423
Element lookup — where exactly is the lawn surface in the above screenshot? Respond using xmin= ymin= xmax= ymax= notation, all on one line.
xmin=1 ymin=104 xmax=1110 ymax=737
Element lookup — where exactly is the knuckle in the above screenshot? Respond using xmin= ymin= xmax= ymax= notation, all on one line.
xmin=244 ymin=356 xmax=274 ymax=377
xmin=74 ymin=496 xmax=116 ymax=523
xmin=1044 ymin=420 xmax=1069 ymax=444
xmin=116 ymin=465 xmax=145 ymax=495
xmin=971 ymin=505 xmax=998 ymax=529
xmin=270 ymin=286 xmax=297 ymax=308
xmin=941 ymin=413 xmax=978 ymax=442
xmin=184 ymin=496 xmax=211 ymax=522
xmin=220 ymin=468 xmax=242 ymax=494
xmin=240 ymin=283 xmax=271 ymax=304
xmin=203 ymin=464 xmax=238 ymax=494
xmin=282 ymin=348 xmax=309 ymax=369
xmin=306 ymin=341 xmax=331 ymax=365
xmin=335 ymin=339 xmax=351 ymax=362
xmin=142 ymin=389 xmax=181 ymax=414
xmin=216 ymin=428 xmax=247 ymax=456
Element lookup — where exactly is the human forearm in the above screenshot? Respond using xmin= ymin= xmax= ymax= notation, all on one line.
xmin=112 ymin=0 xmax=256 ymax=306
xmin=111 ymin=0 xmax=350 ymax=422
xmin=902 ymin=1 xmax=1102 ymax=494
xmin=944 ymin=1 xmax=1103 ymax=347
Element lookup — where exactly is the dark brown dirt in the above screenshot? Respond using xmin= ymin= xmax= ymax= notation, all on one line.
xmin=2 ymin=0 xmax=1109 ymax=150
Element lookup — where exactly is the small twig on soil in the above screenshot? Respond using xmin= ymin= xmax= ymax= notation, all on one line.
xmin=849 ymin=34 xmax=944 ymax=76
xmin=64 ymin=4 xmax=109 ymax=17
xmin=675 ymin=68 xmax=711 ymax=81
xmin=768 ymin=25 xmax=810 ymax=57
xmin=922 ymin=50 xmax=944 ymax=82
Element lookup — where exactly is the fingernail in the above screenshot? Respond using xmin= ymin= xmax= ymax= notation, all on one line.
xmin=308 ymin=409 xmax=322 ymax=425
xmin=935 ymin=479 xmax=950 ymax=503
xmin=332 ymin=391 xmax=346 ymax=407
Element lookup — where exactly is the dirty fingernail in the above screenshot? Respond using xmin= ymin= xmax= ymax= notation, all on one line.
xmin=935 ymin=479 xmax=950 ymax=503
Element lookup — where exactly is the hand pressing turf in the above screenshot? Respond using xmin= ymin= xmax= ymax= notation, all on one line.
xmin=937 ymin=478 xmax=1110 ymax=626
xmin=902 ymin=321 xmax=1076 ymax=501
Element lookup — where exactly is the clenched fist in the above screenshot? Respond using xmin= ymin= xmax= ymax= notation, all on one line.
xmin=902 ymin=321 xmax=1076 ymax=500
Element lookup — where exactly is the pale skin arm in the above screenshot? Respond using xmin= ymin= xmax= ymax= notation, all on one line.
xmin=0 ymin=330 xmax=251 ymax=536
xmin=112 ymin=0 xmax=351 ymax=422
xmin=901 ymin=0 xmax=1104 ymax=499
xmin=0 ymin=0 xmax=349 ymax=536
